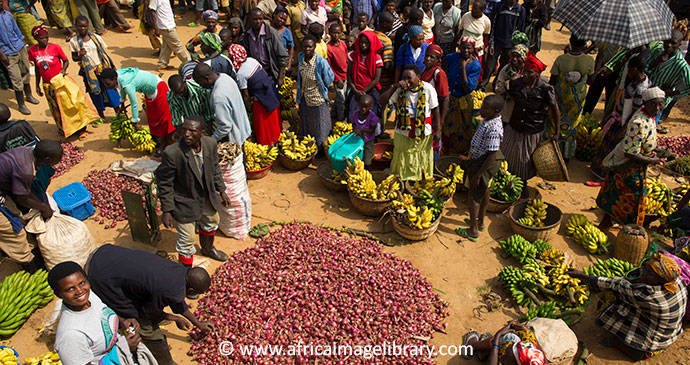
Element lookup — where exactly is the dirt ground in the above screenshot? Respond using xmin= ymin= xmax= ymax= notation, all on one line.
xmin=1 ymin=6 xmax=690 ymax=364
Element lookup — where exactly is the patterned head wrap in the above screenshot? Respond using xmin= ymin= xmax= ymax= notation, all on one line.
xmin=523 ymin=52 xmax=547 ymax=73
xmin=460 ymin=36 xmax=476 ymax=47
xmin=512 ymin=341 xmax=545 ymax=365
xmin=202 ymin=10 xmax=219 ymax=20
xmin=31 ymin=25 xmax=48 ymax=39
xmin=511 ymin=43 xmax=529 ymax=61
xmin=227 ymin=44 xmax=247 ymax=70
xmin=426 ymin=44 xmax=443 ymax=58
xmin=511 ymin=30 xmax=529 ymax=46
xmin=642 ymin=86 xmax=665 ymax=101
xmin=179 ymin=61 xmax=199 ymax=81
xmin=200 ymin=32 xmax=223 ymax=55
xmin=408 ymin=25 xmax=424 ymax=37
xmin=645 ymin=253 xmax=681 ymax=292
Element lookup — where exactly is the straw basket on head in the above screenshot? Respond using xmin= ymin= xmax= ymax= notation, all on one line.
xmin=391 ymin=212 xmax=442 ymax=241
xmin=533 ymin=140 xmax=569 ymax=182
xmin=317 ymin=160 xmax=347 ymax=192
xmin=614 ymin=224 xmax=649 ymax=266
xmin=348 ymin=172 xmax=400 ymax=217
xmin=508 ymin=201 xmax=563 ymax=242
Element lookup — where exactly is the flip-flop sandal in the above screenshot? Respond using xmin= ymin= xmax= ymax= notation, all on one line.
xmin=187 ymin=22 xmax=199 ymax=27
xmin=585 ymin=180 xmax=602 ymax=187
xmin=90 ymin=118 xmax=105 ymax=128
xmin=461 ymin=330 xmax=479 ymax=359
xmin=455 ymin=227 xmax=479 ymax=242
xmin=78 ymin=131 xmax=89 ymax=141
xmin=463 ymin=217 xmax=485 ymax=231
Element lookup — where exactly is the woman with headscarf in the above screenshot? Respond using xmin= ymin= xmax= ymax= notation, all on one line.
xmin=494 ymin=43 xmax=529 ymax=120
xmin=199 ymin=32 xmax=237 ymax=79
xmin=271 ymin=7 xmax=295 ymax=71
xmin=442 ymin=37 xmax=482 ymax=155
xmin=566 ymin=253 xmax=687 ymax=361
xmin=596 ymin=87 xmax=665 ymax=229
xmin=227 ymin=17 xmax=245 ymax=45
xmin=549 ymin=35 xmax=595 ymax=160
xmin=346 ymin=30 xmax=383 ymax=118
xmin=227 ymin=44 xmax=282 ymax=146
xmin=420 ymin=44 xmax=449 ymax=159
xmin=394 ymin=25 xmax=428 ymax=82
xmin=297 ymin=35 xmax=334 ymax=149
xmin=462 ymin=320 xmax=546 ymax=365
xmin=186 ymin=10 xmax=224 ymax=61
xmin=501 ymin=53 xmax=560 ymax=191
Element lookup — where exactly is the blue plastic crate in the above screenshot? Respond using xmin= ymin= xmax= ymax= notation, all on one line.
xmin=329 ymin=133 xmax=364 ymax=172
xmin=52 ymin=182 xmax=95 ymax=221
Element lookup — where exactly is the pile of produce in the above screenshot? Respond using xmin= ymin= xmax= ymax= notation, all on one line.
xmin=108 ymin=113 xmax=156 ymax=154
xmin=381 ymin=150 xmax=393 ymax=160
xmin=278 ymin=77 xmax=296 ymax=120
xmin=409 ymin=173 xmax=456 ymax=200
xmin=575 ymin=113 xmax=603 ymax=161
xmin=324 ymin=121 xmax=353 ymax=151
xmin=391 ymin=191 xmax=444 ymax=229
xmin=645 ymin=177 xmax=674 ymax=216
xmin=278 ymin=131 xmax=316 ymax=160
xmin=0 ymin=348 xmax=18 ymax=364
xmin=243 ymin=141 xmax=278 ymax=171
xmin=25 ymin=351 xmax=61 ymax=364
xmin=83 ymin=169 xmax=144 ymax=228
xmin=489 ymin=161 xmax=523 ymax=202
xmin=583 ymin=258 xmax=636 ymax=278
xmin=331 ymin=169 xmax=348 ymax=185
xmin=565 ymin=215 xmax=610 ymax=254
xmin=440 ymin=163 xmax=464 ymax=184
xmin=499 ymin=234 xmax=564 ymax=266
xmin=657 ymin=136 xmax=690 ymax=157
xmin=517 ymin=198 xmax=547 ymax=227
xmin=345 ymin=157 xmax=401 ymax=200
xmin=188 ymin=222 xmax=449 ymax=364
xmin=0 ymin=270 xmax=53 ymax=337
xmin=52 ymin=141 xmax=84 ymax=179
xmin=666 ymin=155 xmax=690 ymax=176
xmin=217 ymin=142 xmax=242 ymax=164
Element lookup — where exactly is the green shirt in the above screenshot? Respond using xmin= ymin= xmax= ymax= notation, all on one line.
xmin=166 ymin=80 xmax=215 ymax=129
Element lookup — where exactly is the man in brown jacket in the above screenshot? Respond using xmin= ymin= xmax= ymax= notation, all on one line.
xmin=156 ymin=116 xmax=230 ymax=266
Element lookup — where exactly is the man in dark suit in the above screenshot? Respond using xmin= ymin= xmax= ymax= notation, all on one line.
xmin=156 ymin=116 xmax=231 ymax=266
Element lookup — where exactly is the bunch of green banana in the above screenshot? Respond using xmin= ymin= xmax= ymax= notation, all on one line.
xmin=243 ymin=141 xmax=278 ymax=171
xmin=498 ymin=266 xmax=539 ymax=307
xmin=499 ymin=234 xmax=537 ymax=263
xmin=645 ymin=177 xmax=674 ymax=216
xmin=0 ymin=269 xmax=54 ymax=337
xmin=583 ymin=258 xmax=636 ymax=278
xmin=419 ymin=190 xmax=444 ymax=221
xmin=520 ymin=198 xmax=548 ymax=227
xmin=443 ymin=163 xmax=464 ymax=184
xmin=548 ymin=263 xmax=589 ymax=307
xmin=278 ymin=131 xmax=317 ymax=160
xmin=532 ymin=239 xmax=553 ymax=255
xmin=489 ymin=171 xmax=524 ymax=202
xmin=324 ymin=121 xmax=354 ymax=151
xmin=538 ymin=247 xmax=565 ymax=265
xmin=391 ymin=190 xmax=442 ymax=229
xmin=566 ymin=215 xmax=610 ymax=254
xmin=525 ymin=301 xmax=559 ymax=320
xmin=575 ymin=113 xmax=603 ymax=162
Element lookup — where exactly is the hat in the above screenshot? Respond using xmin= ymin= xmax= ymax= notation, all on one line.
xmin=642 ymin=87 xmax=665 ymax=101
xmin=408 ymin=25 xmax=424 ymax=37
xmin=426 ymin=44 xmax=443 ymax=58
xmin=202 ymin=10 xmax=219 ymax=20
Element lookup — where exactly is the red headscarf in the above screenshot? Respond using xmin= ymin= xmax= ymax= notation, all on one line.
xmin=523 ymin=52 xmax=547 ymax=73
xmin=31 ymin=25 xmax=48 ymax=39
xmin=351 ymin=30 xmax=383 ymax=90
xmin=420 ymin=44 xmax=443 ymax=83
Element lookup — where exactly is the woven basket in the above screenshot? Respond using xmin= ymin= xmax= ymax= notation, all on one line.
xmin=392 ymin=212 xmax=442 ymax=241
xmin=278 ymin=150 xmax=315 ymax=170
xmin=435 ymin=156 xmax=464 ymax=176
xmin=487 ymin=197 xmax=518 ymax=213
xmin=508 ymin=201 xmax=563 ymax=242
xmin=246 ymin=163 xmax=272 ymax=180
xmin=533 ymin=140 xmax=569 ymax=182
xmin=614 ymin=224 xmax=648 ymax=266
xmin=404 ymin=177 xmax=453 ymax=204
xmin=317 ymin=160 xmax=347 ymax=192
xmin=348 ymin=172 xmax=400 ymax=217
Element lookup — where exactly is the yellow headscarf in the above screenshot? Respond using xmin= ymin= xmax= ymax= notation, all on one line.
xmin=645 ymin=254 xmax=681 ymax=293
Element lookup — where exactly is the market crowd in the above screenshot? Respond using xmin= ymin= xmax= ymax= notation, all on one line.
xmin=1 ymin=0 xmax=690 ymax=363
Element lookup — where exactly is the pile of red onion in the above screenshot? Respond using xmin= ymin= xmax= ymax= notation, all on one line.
xmin=82 ymin=169 xmax=143 ymax=228
xmin=52 ymin=141 xmax=84 ymax=179
xmin=658 ymin=136 xmax=690 ymax=157
xmin=189 ymin=222 xmax=449 ymax=364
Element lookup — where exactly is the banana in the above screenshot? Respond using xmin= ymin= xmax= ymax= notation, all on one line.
xmin=324 ymin=122 xmax=354 ymax=151
xmin=278 ymin=131 xmax=317 ymax=160
xmin=489 ymin=170 xmax=524 ymax=202
xmin=519 ymin=198 xmax=547 ymax=227
xmin=574 ymin=113 xmax=603 ymax=162
xmin=243 ymin=141 xmax=278 ymax=171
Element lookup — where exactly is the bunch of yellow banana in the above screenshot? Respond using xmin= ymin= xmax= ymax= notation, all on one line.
xmin=391 ymin=192 xmax=415 ymax=210
xmin=278 ymin=131 xmax=317 ymax=160
xmin=243 ymin=141 xmax=278 ymax=171
xmin=520 ymin=198 xmax=547 ymax=227
xmin=376 ymin=175 xmax=401 ymax=200
xmin=406 ymin=205 xmax=434 ymax=229
xmin=471 ymin=90 xmax=486 ymax=109
xmin=331 ymin=169 xmax=348 ymax=184
xmin=574 ymin=113 xmax=604 ymax=161
xmin=680 ymin=182 xmax=689 ymax=195
xmin=130 ymin=128 xmax=156 ymax=154
xmin=444 ymin=163 xmax=464 ymax=184
xmin=0 ymin=347 xmax=18 ymax=364
xmin=24 ymin=351 xmax=61 ymax=365
xmin=411 ymin=173 xmax=456 ymax=200
xmin=324 ymin=122 xmax=354 ymax=151
xmin=644 ymin=178 xmax=674 ymax=216
xmin=382 ymin=151 xmax=393 ymax=160
xmin=278 ymin=77 xmax=296 ymax=111
xmin=346 ymin=157 xmax=378 ymax=198
xmin=565 ymin=215 xmax=610 ymax=254
xmin=538 ymin=248 xmax=565 ymax=265
xmin=523 ymin=261 xmax=550 ymax=287
xmin=548 ymin=263 xmax=589 ymax=306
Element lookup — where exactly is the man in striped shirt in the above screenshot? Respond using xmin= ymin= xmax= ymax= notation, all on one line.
xmin=645 ymin=31 xmax=690 ymax=121
xmin=167 ymin=75 xmax=216 ymax=135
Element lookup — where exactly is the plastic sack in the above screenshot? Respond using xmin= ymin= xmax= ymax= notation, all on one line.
xmin=39 ymin=299 xmax=63 ymax=336
xmin=525 ymin=318 xmax=578 ymax=364
xmin=24 ymin=210 xmax=98 ymax=270
xmin=217 ymin=152 xmax=251 ymax=240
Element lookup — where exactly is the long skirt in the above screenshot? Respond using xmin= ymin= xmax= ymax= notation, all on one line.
xmin=552 ymin=76 xmax=587 ymax=159
xmin=500 ymin=124 xmax=543 ymax=182
xmin=252 ymin=101 xmax=281 ymax=146
xmin=391 ymin=133 xmax=433 ymax=181
xmin=48 ymin=0 xmax=73 ymax=28
xmin=298 ymin=98 xmax=331 ymax=149
xmin=442 ymin=93 xmax=475 ymax=155
xmin=14 ymin=13 xmax=40 ymax=46
xmin=596 ymin=164 xmax=647 ymax=225
xmin=144 ymin=82 xmax=175 ymax=138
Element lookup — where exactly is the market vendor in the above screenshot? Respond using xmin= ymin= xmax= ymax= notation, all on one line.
xmin=156 ymin=116 xmax=231 ymax=265
xmin=0 ymin=139 xmax=62 ymax=272
xmin=596 ymin=87 xmax=665 ymax=229
xmin=462 ymin=320 xmax=546 ymax=364
xmin=49 ymin=261 xmax=157 ymax=365
xmin=379 ymin=64 xmax=440 ymax=181
xmin=567 ymin=254 xmax=687 ymax=361
xmin=167 ymin=74 xmax=215 ymax=135
xmin=87 ymin=244 xmax=213 ymax=365
xmin=0 ymin=103 xmax=39 ymax=152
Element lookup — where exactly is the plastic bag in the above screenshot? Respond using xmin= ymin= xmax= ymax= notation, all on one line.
xmin=217 ymin=153 xmax=251 ymax=240
xmin=24 ymin=210 xmax=98 ymax=270
xmin=525 ymin=318 xmax=578 ymax=364
xmin=39 ymin=299 xmax=63 ymax=336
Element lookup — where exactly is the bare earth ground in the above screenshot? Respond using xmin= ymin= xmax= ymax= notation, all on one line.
xmin=1 ymin=8 xmax=690 ymax=364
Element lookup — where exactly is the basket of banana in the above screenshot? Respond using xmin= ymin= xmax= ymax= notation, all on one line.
xmin=324 ymin=122 xmax=354 ymax=157
xmin=487 ymin=161 xmax=523 ymax=213
xmin=371 ymin=143 xmax=394 ymax=170
xmin=277 ymin=131 xmax=317 ymax=170
xmin=509 ymin=198 xmax=563 ymax=242
xmin=243 ymin=141 xmax=278 ymax=179
xmin=390 ymin=191 xmax=444 ymax=241
xmin=0 ymin=346 xmax=18 ymax=365
xmin=404 ymin=172 xmax=456 ymax=203
xmin=346 ymin=157 xmax=402 ymax=216
xmin=643 ymin=177 xmax=674 ymax=223
xmin=317 ymin=160 xmax=348 ymax=192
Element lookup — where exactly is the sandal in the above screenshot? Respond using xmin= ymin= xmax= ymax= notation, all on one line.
xmin=455 ymin=227 xmax=478 ymax=242
xmin=78 ymin=130 xmax=89 ymax=141
xmin=463 ymin=217 xmax=485 ymax=231
xmin=461 ymin=330 xmax=479 ymax=359
xmin=90 ymin=118 xmax=105 ymax=128
xmin=187 ymin=22 xmax=200 ymax=27
xmin=585 ymin=180 xmax=602 ymax=187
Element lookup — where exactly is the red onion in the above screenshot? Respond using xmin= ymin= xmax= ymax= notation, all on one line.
xmin=658 ymin=136 xmax=690 ymax=157
xmin=189 ymin=223 xmax=449 ymax=364
xmin=52 ymin=141 xmax=84 ymax=179
xmin=82 ymin=169 xmax=145 ymax=227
